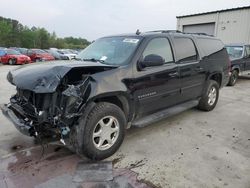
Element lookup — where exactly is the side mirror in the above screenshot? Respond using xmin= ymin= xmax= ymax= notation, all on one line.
xmin=140 ymin=54 xmax=164 ymax=68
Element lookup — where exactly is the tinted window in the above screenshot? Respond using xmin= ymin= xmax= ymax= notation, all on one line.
xmin=173 ymin=37 xmax=197 ymax=62
xmin=143 ymin=38 xmax=173 ymax=64
xmin=197 ymin=38 xmax=224 ymax=56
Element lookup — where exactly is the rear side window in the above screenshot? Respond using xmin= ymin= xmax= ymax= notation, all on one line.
xmin=173 ymin=37 xmax=197 ymax=62
xmin=27 ymin=50 xmax=33 ymax=55
xmin=142 ymin=38 xmax=174 ymax=64
xmin=197 ymin=38 xmax=224 ymax=56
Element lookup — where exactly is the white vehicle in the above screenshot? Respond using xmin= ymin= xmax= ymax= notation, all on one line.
xmin=57 ymin=49 xmax=77 ymax=60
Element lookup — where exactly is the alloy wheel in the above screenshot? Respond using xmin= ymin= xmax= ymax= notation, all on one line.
xmin=208 ymin=87 xmax=217 ymax=106
xmin=92 ymin=116 xmax=120 ymax=151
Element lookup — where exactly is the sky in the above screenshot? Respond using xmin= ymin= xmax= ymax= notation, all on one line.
xmin=0 ymin=0 xmax=249 ymax=41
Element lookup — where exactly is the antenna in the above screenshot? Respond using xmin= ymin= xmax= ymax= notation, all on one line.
xmin=136 ymin=29 xmax=141 ymax=35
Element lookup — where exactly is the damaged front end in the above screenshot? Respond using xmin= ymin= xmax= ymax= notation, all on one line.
xmin=1 ymin=62 xmax=115 ymax=142
xmin=1 ymin=76 xmax=90 ymax=141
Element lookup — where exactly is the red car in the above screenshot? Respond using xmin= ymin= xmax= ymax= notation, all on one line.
xmin=0 ymin=49 xmax=31 ymax=65
xmin=27 ymin=49 xmax=55 ymax=62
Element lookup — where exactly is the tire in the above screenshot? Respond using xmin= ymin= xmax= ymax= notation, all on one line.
xmin=72 ymin=102 xmax=126 ymax=160
xmin=198 ymin=80 xmax=219 ymax=111
xmin=227 ymin=70 xmax=238 ymax=86
xmin=8 ymin=58 xmax=16 ymax=65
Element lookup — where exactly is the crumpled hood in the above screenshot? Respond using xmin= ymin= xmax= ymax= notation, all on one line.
xmin=7 ymin=60 xmax=115 ymax=93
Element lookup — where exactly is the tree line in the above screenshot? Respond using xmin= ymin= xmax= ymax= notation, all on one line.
xmin=0 ymin=16 xmax=90 ymax=49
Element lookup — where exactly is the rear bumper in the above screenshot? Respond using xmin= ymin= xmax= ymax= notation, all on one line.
xmin=0 ymin=104 xmax=33 ymax=136
xmin=221 ymin=73 xmax=230 ymax=88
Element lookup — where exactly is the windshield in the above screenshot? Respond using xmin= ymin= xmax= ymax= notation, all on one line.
xmin=19 ymin=48 xmax=27 ymax=54
xmin=34 ymin=49 xmax=46 ymax=54
xmin=6 ymin=49 xmax=21 ymax=55
xmin=226 ymin=46 xmax=243 ymax=59
xmin=76 ymin=36 xmax=141 ymax=65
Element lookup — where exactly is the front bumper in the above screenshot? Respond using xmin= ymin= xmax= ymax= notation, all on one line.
xmin=17 ymin=59 xmax=31 ymax=64
xmin=0 ymin=104 xmax=33 ymax=136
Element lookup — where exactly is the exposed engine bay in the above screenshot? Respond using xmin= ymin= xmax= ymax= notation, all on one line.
xmin=2 ymin=63 xmax=115 ymax=144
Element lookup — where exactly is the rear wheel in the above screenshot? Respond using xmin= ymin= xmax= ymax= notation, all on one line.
xmin=227 ymin=70 xmax=238 ymax=86
xmin=72 ymin=102 xmax=126 ymax=160
xmin=198 ymin=80 xmax=219 ymax=111
xmin=8 ymin=58 xmax=16 ymax=65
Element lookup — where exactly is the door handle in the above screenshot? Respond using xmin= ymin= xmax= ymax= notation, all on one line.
xmin=169 ymin=72 xmax=179 ymax=77
xmin=195 ymin=67 xmax=203 ymax=72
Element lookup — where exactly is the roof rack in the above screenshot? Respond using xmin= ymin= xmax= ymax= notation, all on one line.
xmin=183 ymin=32 xmax=214 ymax=37
xmin=146 ymin=30 xmax=182 ymax=33
xmin=146 ymin=30 xmax=214 ymax=37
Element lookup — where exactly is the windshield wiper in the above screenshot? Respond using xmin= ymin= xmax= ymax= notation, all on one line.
xmin=77 ymin=58 xmax=115 ymax=66
xmin=83 ymin=58 xmax=106 ymax=64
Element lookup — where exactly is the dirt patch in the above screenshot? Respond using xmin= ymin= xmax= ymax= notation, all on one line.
xmin=139 ymin=179 xmax=161 ymax=188
xmin=11 ymin=145 xmax=23 ymax=151
xmin=112 ymin=154 xmax=125 ymax=166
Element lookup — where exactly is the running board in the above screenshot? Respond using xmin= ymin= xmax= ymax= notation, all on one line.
xmin=132 ymin=100 xmax=199 ymax=128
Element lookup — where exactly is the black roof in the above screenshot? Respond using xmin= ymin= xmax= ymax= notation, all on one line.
xmin=177 ymin=6 xmax=250 ymax=18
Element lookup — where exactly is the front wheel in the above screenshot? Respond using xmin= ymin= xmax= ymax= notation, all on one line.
xmin=227 ymin=70 xmax=238 ymax=86
xmin=72 ymin=102 xmax=126 ymax=160
xmin=198 ymin=80 xmax=219 ymax=111
xmin=8 ymin=58 xmax=16 ymax=65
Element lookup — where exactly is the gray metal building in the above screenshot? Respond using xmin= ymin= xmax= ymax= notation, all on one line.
xmin=176 ymin=6 xmax=250 ymax=44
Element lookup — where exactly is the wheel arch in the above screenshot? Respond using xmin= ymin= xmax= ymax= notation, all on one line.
xmin=231 ymin=66 xmax=240 ymax=73
xmin=208 ymin=72 xmax=222 ymax=87
xmin=90 ymin=92 xmax=132 ymax=125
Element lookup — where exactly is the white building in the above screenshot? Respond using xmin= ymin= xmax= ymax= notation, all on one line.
xmin=176 ymin=6 xmax=250 ymax=44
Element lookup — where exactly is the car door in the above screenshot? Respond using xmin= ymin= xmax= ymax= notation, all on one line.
xmin=244 ymin=45 xmax=250 ymax=71
xmin=132 ymin=37 xmax=181 ymax=117
xmin=1 ymin=52 xmax=8 ymax=63
xmin=172 ymin=37 xmax=206 ymax=102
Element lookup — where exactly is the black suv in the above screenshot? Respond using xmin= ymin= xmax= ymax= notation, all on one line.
xmin=226 ymin=44 xmax=250 ymax=86
xmin=1 ymin=31 xmax=230 ymax=160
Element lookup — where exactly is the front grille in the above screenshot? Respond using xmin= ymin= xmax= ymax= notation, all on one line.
xmin=16 ymin=89 xmax=50 ymax=110
xmin=15 ymin=88 xmax=58 ymax=118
